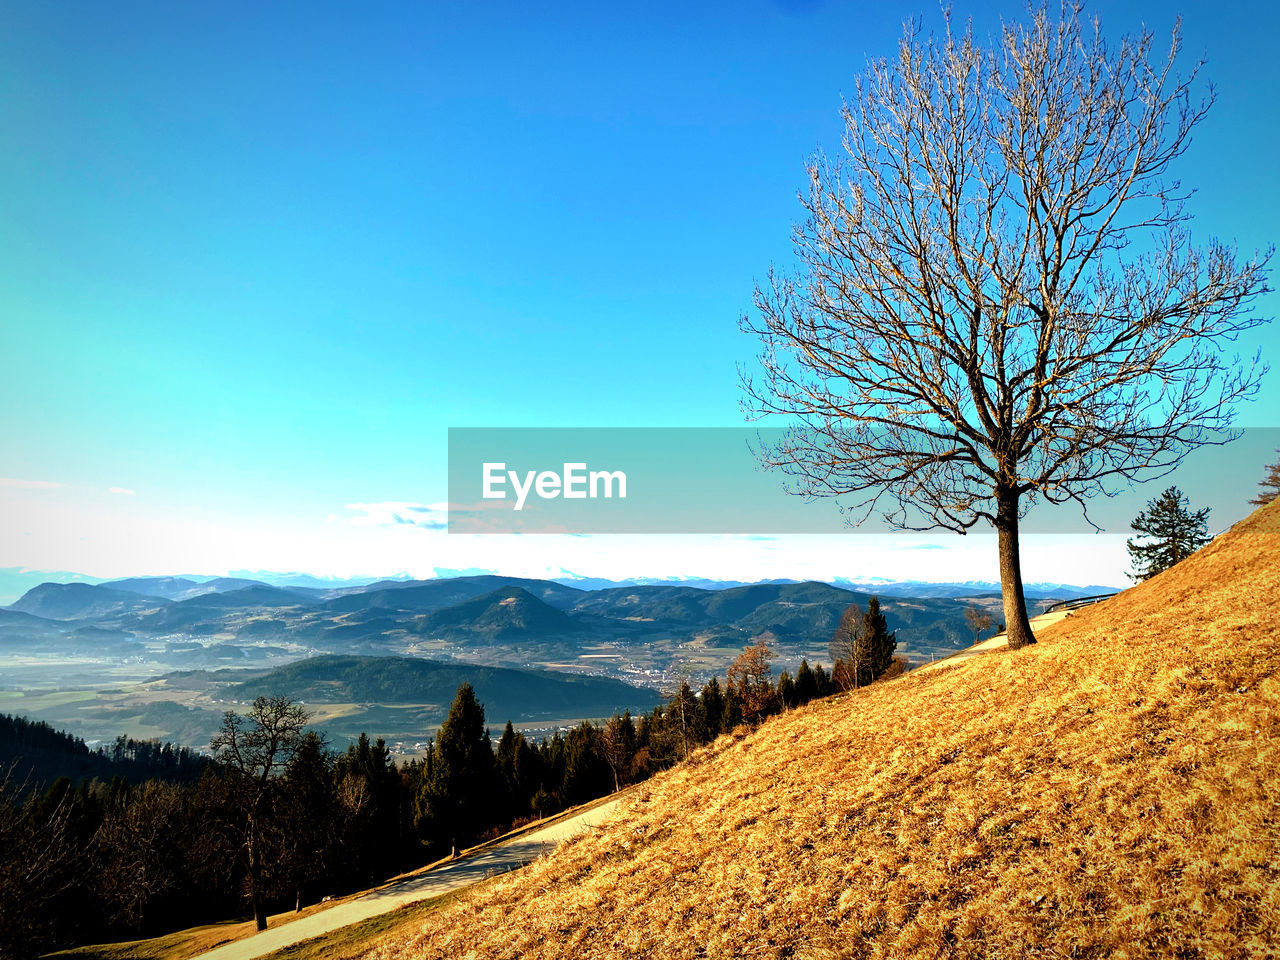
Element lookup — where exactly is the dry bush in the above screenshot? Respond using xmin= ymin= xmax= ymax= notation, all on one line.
xmin=370 ymin=501 xmax=1280 ymax=960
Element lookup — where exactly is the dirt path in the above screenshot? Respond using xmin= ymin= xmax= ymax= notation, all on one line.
xmin=190 ymin=796 xmax=625 ymax=960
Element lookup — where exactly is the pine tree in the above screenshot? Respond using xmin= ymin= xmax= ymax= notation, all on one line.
xmin=861 ymin=596 xmax=897 ymax=683
xmin=1127 ymin=486 xmax=1212 ymax=581
xmin=793 ymin=659 xmax=817 ymax=704
xmin=281 ymin=731 xmax=333 ymax=912
xmin=1251 ymin=449 xmax=1280 ymax=506
xmin=777 ymin=670 xmax=796 ymax=708
xmin=721 ymin=684 xmax=744 ymax=731
xmin=414 ymin=683 xmax=496 ymax=857
xmin=495 ymin=721 xmax=520 ymax=822
xmin=699 ymin=677 xmax=725 ymax=737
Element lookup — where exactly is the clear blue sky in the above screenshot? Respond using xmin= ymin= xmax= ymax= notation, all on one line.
xmin=1 ymin=1 xmax=1276 ymax=582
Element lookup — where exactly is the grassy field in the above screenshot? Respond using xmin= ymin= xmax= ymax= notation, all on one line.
xmin=366 ymin=500 xmax=1280 ymax=959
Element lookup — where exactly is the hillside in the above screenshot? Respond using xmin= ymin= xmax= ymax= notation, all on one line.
xmin=373 ymin=501 xmax=1280 ymax=959
xmin=412 ymin=586 xmax=584 ymax=641
xmin=9 ymin=582 xmax=165 ymax=620
xmin=0 ymin=714 xmax=208 ymax=791
xmin=224 ymin=654 xmax=659 ymax=721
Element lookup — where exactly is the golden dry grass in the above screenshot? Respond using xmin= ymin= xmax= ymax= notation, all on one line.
xmin=46 ymin=891 xmax=376 ymax=960
xmin=370 ymin=502 xmax=1280 ymax=959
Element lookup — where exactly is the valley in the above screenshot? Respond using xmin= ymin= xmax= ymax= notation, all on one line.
xmin=0 ymin=572 xmax=1088 ymax=753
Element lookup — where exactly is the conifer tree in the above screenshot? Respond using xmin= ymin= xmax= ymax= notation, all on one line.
xmin=794 ymin=659 xmax=817 ymax=704
xmin=813 ymin=663 xmax=835 ymax=697
xmin=861 ymin=596 xmax=897 ymax=683
xmin=699 ymin=677 xmax=725 ymax=737
xmin=777 ymin=670 xmax=796 ymax=708
xmin=1127 ymin=486 xmax=1212 ymax=581
xmin=414 ymin=683 xmax=495 ymax=857
xmin=1251 ymin=450 xmax=1280 ymax=506
xmin=721 ymin=684 xmax=744 ymax=731
xmin=281 ymin=731 xmax=333 ymax=912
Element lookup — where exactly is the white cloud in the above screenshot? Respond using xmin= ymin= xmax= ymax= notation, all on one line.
xmin=343 ymin=501 xmax=449 ymax=530
xmin=108 ymin=487 xmax=136 ymax=496
xmin=0 ymin=478 xmax=65 ymax=489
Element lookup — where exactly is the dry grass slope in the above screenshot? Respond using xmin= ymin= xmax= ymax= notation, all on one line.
xmin=375 ymin=502 xmax=1280 ymax=959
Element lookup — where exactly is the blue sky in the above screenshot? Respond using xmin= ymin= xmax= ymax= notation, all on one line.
xmin=1 ymin=0 xmax=1276 ymax=585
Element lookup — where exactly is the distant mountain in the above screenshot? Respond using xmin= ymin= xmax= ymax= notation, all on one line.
xmin=831 ymin=578 xmax=1121 ymax=600
xmin=0 ymin=568 xmax=103 ymax=606
xmin=107 ymin=576 xmax=208 ymax=600
xmin=325 ymin=576 xmax=585 ymax=614
xmin=224 ymin=654 xmax=659 ymax=722
xmin=414 ymin=586 xmax=584 ymax=642
xmin=555 ymin=575 xmax=800 ymax=592
xmin=229 ymin=570 xmax=384 ymax=592
xmin=0 ymin=607 xmax=72 ymax=647
xmin=116 ymin=585 xmax=317 ymax=634
xmin=9 ymin=582 xmax=167 ymax=620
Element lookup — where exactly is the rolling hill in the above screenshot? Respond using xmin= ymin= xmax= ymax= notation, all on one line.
xmin=373 ymin=501 xmax=1280 ymax=959
xmin=224 ymin=654 xmax=660 ymax=721
xmin=412 ymin=586 xmax=585 ymax=642
xmin=9 ymin=582 xmax=165 ymax=620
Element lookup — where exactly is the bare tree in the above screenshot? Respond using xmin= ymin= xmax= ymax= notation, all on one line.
xmin=95 ymin=781 xmax=186 ymax=932
xmin=964 ymin=604 xmax=994 ymax=646
xmin=0 ymin=767 xmax=83 ymax=957
xmin=210 ymin=695 xmax=309 ymax=931
xmin=743 ymin=4 xmax=1270 ymax=649
xmin=598 ymin=713 xmax=636 ymax=792
xmin=828 ymin=602 xmax=865 ymax=690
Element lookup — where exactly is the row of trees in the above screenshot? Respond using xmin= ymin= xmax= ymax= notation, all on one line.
xmin=0 ymin=603 xmax=904 ymax=958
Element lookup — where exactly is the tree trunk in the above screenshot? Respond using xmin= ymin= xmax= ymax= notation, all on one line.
xmin=248 ymin=835 xmax=268 ymax=931
xmin=995 ymin=488 xmax=1037 ymax=650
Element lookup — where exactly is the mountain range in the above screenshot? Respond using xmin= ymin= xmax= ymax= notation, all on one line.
xmin=0 ymin=571 xmax=1112 ymax=684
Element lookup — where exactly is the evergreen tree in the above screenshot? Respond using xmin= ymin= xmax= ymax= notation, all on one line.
xmin=562 ymin=722 xmax=611 ymax=806
xmin=777 ymin=670 xmax=796 ymax=708
xmin=280 ymin=731 xmax=333 ymax=912
xmin=495 ymin=721 xmax=520 ymax=821
xmin=1251 ymin=449 xmax=1280 ymax=506
xmin=813 ymin=663 xmax=835 ymax=697
xmin=793 ymin=659 xmax=817 ymax=705
xmin=861 ymin=596 xmax=897 ymax=683
xmin=1127 ymin=486 xmax=1212 ymax=581
xmin=667 ymin=681 xmax=701 ymax=757
xmin=721 ymin=684 xmax=744 ymax=731
xmin=414 ymin=684 xmax=496 ymax=857
xmin=699 ymin=677 xmax=725 ymax=737
xmin=513 ymin=735 xmax=543 ymax=817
